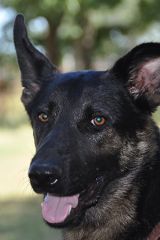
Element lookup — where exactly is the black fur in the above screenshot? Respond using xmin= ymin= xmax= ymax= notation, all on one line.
xmin=14 ymin=14 xmax=160 ymax=240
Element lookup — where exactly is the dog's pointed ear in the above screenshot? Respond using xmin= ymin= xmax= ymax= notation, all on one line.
xmin=14 ymin=14 xmax=58 ymax=105
xmin=112 ymin=43 xmax=160 ymax=112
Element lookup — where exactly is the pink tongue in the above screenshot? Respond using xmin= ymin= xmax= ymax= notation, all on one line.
xmin=41 ymin=193 xmax=79 ymax=224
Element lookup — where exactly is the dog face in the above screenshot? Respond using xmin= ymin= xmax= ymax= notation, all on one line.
xmin=14 ymin=15 xmax=160 ymax=228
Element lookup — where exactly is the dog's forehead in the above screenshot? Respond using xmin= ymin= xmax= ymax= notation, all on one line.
xmin=50 ymin=70 xmax=116 ymax=97
xmin=36 ymin=70 xmax=124 ymax=111
xmin=54 ymin=70 xmax=106 ymax=86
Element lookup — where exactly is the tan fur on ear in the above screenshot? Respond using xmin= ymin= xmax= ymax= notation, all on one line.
xmin=21 ymin=83 xmax=40 ymax=105
xmin=128 ymin=58 xmax=160 ymax=101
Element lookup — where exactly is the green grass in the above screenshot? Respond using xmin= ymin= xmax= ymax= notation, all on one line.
xmin=0 ymin=125 xmax=34 ymax=197
xmin=0 ymin=197 xmax=62 ymax=240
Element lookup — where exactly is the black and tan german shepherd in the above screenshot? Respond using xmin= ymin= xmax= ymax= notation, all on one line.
xmin=14 ymin=14 xmax=160 ymax=240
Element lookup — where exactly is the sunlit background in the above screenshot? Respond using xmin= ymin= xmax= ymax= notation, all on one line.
xmin=1 ymin=0 xmax=160 ymax=239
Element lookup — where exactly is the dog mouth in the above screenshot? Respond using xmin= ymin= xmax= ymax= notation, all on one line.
xmin=41 ymin=176 xmax=105 ymax=226
xmin=41 ymin=193 xmax=79 ymax=224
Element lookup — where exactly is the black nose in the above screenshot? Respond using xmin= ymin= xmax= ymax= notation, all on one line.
xmin=28 ymin=163 xmax=61 ymax=193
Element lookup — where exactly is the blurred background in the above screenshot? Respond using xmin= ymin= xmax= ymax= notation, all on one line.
xmin=0 ymin=0 xmax=160 ymax=239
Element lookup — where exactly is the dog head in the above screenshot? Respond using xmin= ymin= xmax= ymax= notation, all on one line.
xmin=14 ymin=14 xmax=160 ymax=228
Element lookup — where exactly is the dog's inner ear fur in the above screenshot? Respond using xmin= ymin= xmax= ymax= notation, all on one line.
xmin=128 ymin=58 xmax=160 ymax=103
xmin=14 ymin=14 xmax=58 ymax=105
xmin=112 ymin=43 xmax=160 ymax=112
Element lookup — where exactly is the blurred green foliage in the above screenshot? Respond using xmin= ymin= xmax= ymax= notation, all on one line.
xmin=0 ymin=197 xmax=62 ymax=240
xmin=1 ymin=0 xmax=160 ymax=68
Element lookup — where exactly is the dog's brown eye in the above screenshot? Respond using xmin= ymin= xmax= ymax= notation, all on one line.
xmin=91 ymin=116 xmax=106 ymax=127
xmin=38 ymin=113 xmax=49 ymax=123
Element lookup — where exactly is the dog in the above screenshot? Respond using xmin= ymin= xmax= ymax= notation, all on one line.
xmin=14 ymin=14 xmax=160 ymax=240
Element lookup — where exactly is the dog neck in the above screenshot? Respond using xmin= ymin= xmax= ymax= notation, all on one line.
xmin=64 ymin=169 xmax=160 ymax=240
xmin=64 ymin=223 xmax=160 ymax=240
xmin=64 ymin=175 xmax=139 ymax=240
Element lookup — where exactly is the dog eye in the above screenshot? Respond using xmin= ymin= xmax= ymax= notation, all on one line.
xmin=38 ymin=113 xmax=49 ymax=123
xmin=91 ymin=116 xmax=106 ymax=127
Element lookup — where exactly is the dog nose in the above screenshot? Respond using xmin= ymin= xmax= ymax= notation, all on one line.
xmin=28 ymin=163 xmax=60 ymax=193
